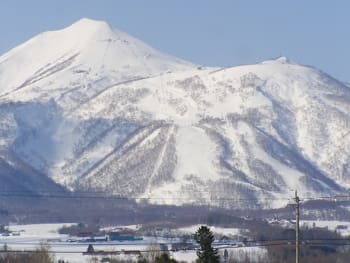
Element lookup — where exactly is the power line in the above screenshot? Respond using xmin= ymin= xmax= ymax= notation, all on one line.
xmin=0 ymin=191 xmax=348 ymax=202
xmin=2 ymin=241 xmax=350 ymax=255
xmin=2 ymin=238 xmax=350 ymax=246
xmin=0 ymin=192 xmax=291 ymax=202
xmin=295 ymin=190 xmax=300 ymax=263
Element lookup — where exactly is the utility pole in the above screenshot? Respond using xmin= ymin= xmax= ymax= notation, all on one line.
xmin=295 ymin=190 xmax=300 ymax=263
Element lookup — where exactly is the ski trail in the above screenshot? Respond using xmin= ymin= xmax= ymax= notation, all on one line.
xmin=145 ymin=124 xmax=175 ymax=194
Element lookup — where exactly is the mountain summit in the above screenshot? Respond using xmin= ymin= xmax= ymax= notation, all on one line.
xmin=0 ymin=19 xmax=349 ymax=208
xmin=0 ymin=18 xmax=193 ymax=97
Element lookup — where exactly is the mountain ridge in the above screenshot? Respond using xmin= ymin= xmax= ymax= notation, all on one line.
xmin=0 ymin=19 xmax=349 ymax=209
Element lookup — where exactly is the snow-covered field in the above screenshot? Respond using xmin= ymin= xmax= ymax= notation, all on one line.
xmin=1 ymin=223 xmax=149 ymax=263
xmin=4 ymin=221 xmax=348 ymax=262
xmin=0 ymin=223 xmax=267 ymax=263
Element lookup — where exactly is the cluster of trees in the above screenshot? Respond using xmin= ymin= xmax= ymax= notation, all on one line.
xmin=58 ymin=223 xmax=100 ymax=236
xmin=0 ymin=243 xmax=57 ymax=263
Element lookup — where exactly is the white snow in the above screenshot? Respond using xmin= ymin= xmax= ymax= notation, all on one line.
xmin=0 ymin=18 xmax=349 ymax=208
xmin=0 ymin=18 xmax=194 ymax=97
xmin=178 ymin=225 xmax=241 ymax=236
xmin=174 ymin=126 xmax=221 ymax=181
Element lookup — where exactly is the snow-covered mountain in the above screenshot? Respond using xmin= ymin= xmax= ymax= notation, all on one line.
xmin=0 ymin=18 xmax=349 ymax=208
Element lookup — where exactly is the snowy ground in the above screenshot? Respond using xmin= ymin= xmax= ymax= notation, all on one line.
xmin=178 ymin=224 xmax=241 ymax=237
xmin=1 ymin=223 xmax=148 ymax=263
xmin=1 ymin=221 xmax=349 ymax=262
xmin=0 ymin=223 xmax=266 ymax=262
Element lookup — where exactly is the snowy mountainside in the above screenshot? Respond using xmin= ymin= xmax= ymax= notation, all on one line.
xmin=0 ymin=19 xmax=349 ymax=209
xmin=0 ymin=18 xmax=193 ymax=99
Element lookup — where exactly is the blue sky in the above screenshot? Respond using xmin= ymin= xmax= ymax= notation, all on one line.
xmin=1 ymin=0 xmax=349 ymax=81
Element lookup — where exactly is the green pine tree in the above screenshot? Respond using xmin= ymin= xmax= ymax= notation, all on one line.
xmin=194 ymin=226 xmax=220 ymax=263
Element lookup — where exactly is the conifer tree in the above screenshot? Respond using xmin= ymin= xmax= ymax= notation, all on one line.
xmin=194 ymin=226 xmax=220 ymax=263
